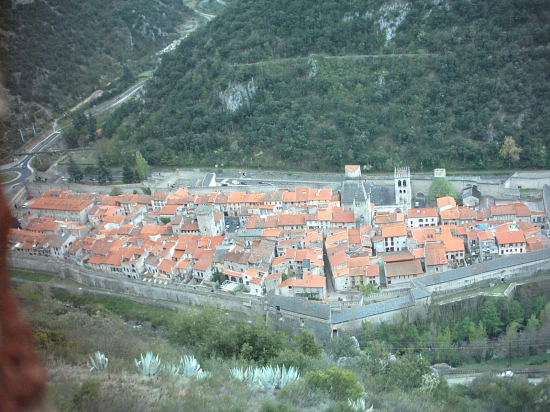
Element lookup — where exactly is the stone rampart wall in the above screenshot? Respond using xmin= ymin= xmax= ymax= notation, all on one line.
xmin=9 ymin=256 xmax=266 ymax=317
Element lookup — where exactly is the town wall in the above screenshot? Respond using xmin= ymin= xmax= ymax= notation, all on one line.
xmin=505 ymin=171 xmax=550 ymax=190
xmin=8 ymin=233 xmax=550 ymax=343
xmin=266 ymin=308 xmax=333 ymax=342
xmin=8 ymin=256 xmax=266 ymax=317
xmin=420 ymin=248 xmax=550 ymax=294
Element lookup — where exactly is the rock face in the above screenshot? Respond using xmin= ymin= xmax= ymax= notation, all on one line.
xmin=219 ymin=78 xmax=256 ymax=112
xmin=377 ymin=1 xmax=410 ymax=44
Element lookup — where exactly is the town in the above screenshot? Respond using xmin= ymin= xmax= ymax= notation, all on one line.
xmin=7 ymin=166 xmax=550 ymax=308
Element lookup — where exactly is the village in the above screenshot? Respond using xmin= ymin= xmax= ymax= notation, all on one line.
xmin=7 ymin=165 xmax=550 ymax=303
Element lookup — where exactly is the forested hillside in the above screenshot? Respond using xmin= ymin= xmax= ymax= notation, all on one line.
xmin=99 ymin=0 xmax=550 ymax=171
xmin=0 ymin=0 xmax=195 ymax=150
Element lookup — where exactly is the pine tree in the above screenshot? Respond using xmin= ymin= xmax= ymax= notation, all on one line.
xmin=96 ymin=154 xmax=112 ymax=185
xmin=122 ymin=162 xmax=134 ymax=184
xmin=67 ymin=155 xmax=83 ymax=183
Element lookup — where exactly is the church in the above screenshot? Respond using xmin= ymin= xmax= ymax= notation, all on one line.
xmin=340 ymin=165 xmax=412 ymax=226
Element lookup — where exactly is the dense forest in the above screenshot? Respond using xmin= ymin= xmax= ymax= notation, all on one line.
xmin=0 ymin=0 xmax=195 ymax=152
xmin=91 ymin=0 xmax=550 ymax=172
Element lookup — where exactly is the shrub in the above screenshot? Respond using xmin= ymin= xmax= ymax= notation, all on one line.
xmin=305 ymin=367 xmax=363 ymax=401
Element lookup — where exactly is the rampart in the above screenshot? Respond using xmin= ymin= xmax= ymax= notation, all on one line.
xmin=8 ymin=256 xmax=266 ymax=317
xmin=8 ymin=246 xmax=550 ymax=342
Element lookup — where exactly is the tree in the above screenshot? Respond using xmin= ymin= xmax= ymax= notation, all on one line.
xmin=135 ymin=151 xmax=150 ymax=181
xmin=295 ymin=330 xmax=323 ymax=358
xmin=84 ymin=164 xmax=96 ymax=182
xmin=72 ymin=110 xmax=87 ymax=132
xmin=64 ymin=128 xmax=80 ymax=149
xmin=96 ymin=154 xmax=112 ymax=185
xmin=360 ymin=283 xmax=379 ymax=297
xmin=109 ymin=186 xmax=121 ymax=196
xmin=480 ymin=298 xmax=503 ymax=338
xmin=67 ymin=155 xmax=83 ymax=183
xmin=121 ymin=162 xmax=134 ymax=184
xmin=427 ymin=177 xmax=456 ymax=203
xmin=499 ymin=136 xmax=522 ymax=168
xmin=87 ymin=113 xmax=97 ymax=139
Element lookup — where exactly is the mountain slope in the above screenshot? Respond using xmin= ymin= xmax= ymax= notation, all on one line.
xmin=99 ymin=0 xmax=550 ymax=171
xmin=0 ymin=0 xmax=195 ymax=151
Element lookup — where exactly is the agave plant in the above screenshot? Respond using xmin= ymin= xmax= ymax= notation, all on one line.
xmin=230 ymin=366 xmax=257 ymax=386
xmin=179 ymin=355 xmax=201 ymax=377
xmin=88 ymin=351 xmax=108 ymax=372
xmin=231 ymin=365 xmax=300 ymax=389
xmin=196 ymin=370 xmax=212 ymax=380
xmin=347 ymin=398 xmax=373 ymax=412
xmin=164 ymin=363 xmax=181 ymax=376
xmin=135 ymin=351 xmax=162 ymax=376
xmin=279 ymin=365 xmax=300 ymax=388
xmin=256 ymin=365 xmax=280 ymax=389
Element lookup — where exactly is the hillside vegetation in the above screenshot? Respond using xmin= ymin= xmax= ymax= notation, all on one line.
xmin=94 ymin=0 xmax=550 ymax=172
xmin=0 ymin=0 xmax=195 ymax=152
xmin=12 ymin=278 xmax=550 ymax=412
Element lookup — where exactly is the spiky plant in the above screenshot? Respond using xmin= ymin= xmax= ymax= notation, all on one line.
xmin=278 ymin=365 xmax=300 ymax=388
xmin=196 ymin=370 xmax=212 ymax=380
xmin=164 ymin=363 xmax=181 ymax=376
xmin=256 ymin=365 xmax=280 ymax=389
xmin=348 ymin=398 xmax=366 ymax=412
xmin=135 ymin=351 xmax=162 ymax=376
xmin=179 ymin=355 xmax=201 ymax=377
xmin=88 ymin=351 xmax=108 ymax=372
xmin=230 ymin=366 xmax=257 ymax=386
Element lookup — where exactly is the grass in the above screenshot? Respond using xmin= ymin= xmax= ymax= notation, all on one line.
xmin=10 ymin=268 xmax=55 ymax=282
xmin=1 ymin=171 xmax=17 ymax=182
xmin=458 ymin=352 xmax=550 ymax=372
xmin=51 ymin=289 xmax=179 ymax=329
xmin=137 ymin=70 xmax=154 ymax=79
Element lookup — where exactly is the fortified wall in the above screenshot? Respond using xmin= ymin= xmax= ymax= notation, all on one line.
xmin=8 ymin=256 xmax=266 ymax=317
xmin=9 ymin=247 xmax=550 ymax=343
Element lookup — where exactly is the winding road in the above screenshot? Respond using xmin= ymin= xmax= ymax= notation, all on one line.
xmin=1 ymin=3 xmax=220 ymax=205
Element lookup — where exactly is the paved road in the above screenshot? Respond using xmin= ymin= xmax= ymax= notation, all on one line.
xmin=90 ymin=81 xmax=146 ymax=117
xmin=2 ymin=131 xmax=61 ymax=203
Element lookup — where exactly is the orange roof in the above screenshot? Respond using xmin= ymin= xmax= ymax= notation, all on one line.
xmin=193 ymin=249 xmax=215 ymax=271
xmin=408 ymin=207 xmax=438 ymax=217
xmin=385 ymin=260 xmax=423 ymax=277
xmin=345 ymin=165 xmax=360 ymax=173
xmin=440 ymin=208 xmax=460 ymax=220
xmin=332 ymin=267 xmax=350 ymax=278
xmin=380 ymin=250 xmax=415 ymax=263
xmin=159 ymin=204 xmax=180 ymax=215
xmin=348 ymin=256 xmax=370 ymax=267
xmin=381 ymin=224 xmax=407 ymax=238
xmin=278 ymin=274 xmax=326 ymax=289
xmin=437 ymin=196 xmax=456 ymax=210
xmin=325 ymin=230 xmax=348 ymax=245
xmin=29 ymin=197 xmax=94 ymax=212
xmin=425 ymin=242 xmax=448 ymax=266
xmin=277 ymin=213 xmax=307 ymax=227
xmin=158 ymin=259 xmax=177 ymax=273
xmin=329 ymin=250 xmax=348 ymax=267
xmin=331 ymin=207 xmax=355 ymax=223
xmin=495 ymin=230 xmax=526 ymax=245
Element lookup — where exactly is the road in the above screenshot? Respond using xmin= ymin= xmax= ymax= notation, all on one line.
xmin=1 ymin=131 xmax=61 ymax=203
xmin=90 ymin=81 xmax=146 ymax=117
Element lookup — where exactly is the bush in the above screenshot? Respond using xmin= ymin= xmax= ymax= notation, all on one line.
xmin=305 ymin=367 xmax=363 ymax=401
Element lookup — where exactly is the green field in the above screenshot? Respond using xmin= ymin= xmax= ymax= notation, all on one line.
xmin=9 ymin=268 xmax=54 ymax=283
